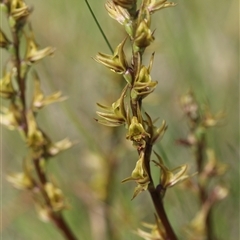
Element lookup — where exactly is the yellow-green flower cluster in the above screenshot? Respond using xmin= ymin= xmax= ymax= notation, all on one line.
xmin=95 ymin=0 xmax=189 ymax=202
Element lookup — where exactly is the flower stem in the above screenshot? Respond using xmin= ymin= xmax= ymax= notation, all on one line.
xmin=50 ymin=212 xmax=78 ymax=240
xmin=145 ymin=143 xmax=178 ymax=240
xmin=148 ymin=188 xmax=178 ymax=240
xmin=11 ymin=29 xmax=28 ymax=133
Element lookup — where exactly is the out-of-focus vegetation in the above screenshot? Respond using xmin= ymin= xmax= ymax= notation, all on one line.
xmin=2 ymin=0 xmax=238 ymax=239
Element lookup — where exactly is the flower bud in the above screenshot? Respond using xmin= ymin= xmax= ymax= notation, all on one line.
xmin=32 ymin=73 xmax=66 ymax=111
xmin=148 ymin=0 xmax=176 ymax=14
xmin=44 ymin=182 xmax=65 ymax=211
xmin=96 ymin=85 xmax=128 ymax=127
xmin=0 ymin=71 xmax=15 ymax=98
xmin=94 ymin=38 xmax=128 ymax=74
xmin=7 ymin=157 xmax=35 ymax=190
xmin=153 ymin=151 xmax=192 ymax=191
xmin=132 ymin=53 xmax=158 ymax=100
xmin=126 ymin=116 xmax=150 ymax=149
xmin=122 ymin=151 xmax=150 ymax=199
xmin=0 ymin=104 xmax=21 ymax=130
xmin=113 ymin=0 xmax=137 ymax=10
xmin=8 ymin=0 xmax=31 ymax=29
xmin=0 ymin=29 xmax=11 ymax=49
xmin=7 ymin=172 xmax=34 ymax=190
xmin=134 ymin=20 xmax=154 ymax=51
xmin=26 ymin=110 xmax=47 ymax=151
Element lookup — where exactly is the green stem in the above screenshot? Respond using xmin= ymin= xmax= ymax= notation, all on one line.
xmin=84 ymin=0 xmax=114 ymax=54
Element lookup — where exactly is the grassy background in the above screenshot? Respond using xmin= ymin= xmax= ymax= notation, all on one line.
xmin=1 ymin=0 xmax=238 ymax=239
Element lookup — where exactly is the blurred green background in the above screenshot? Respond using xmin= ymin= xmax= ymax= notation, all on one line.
xmin=1 ymin=0 xmax=238 ymax=239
